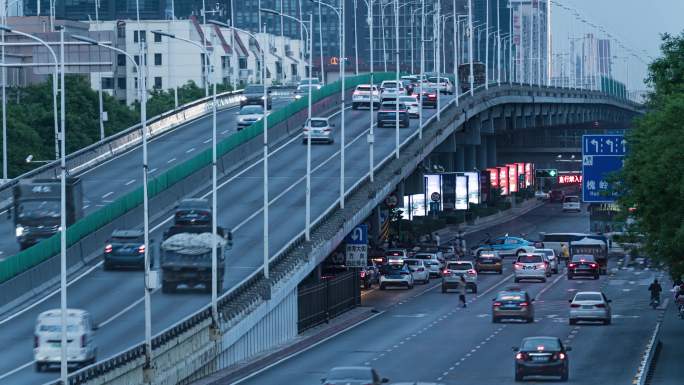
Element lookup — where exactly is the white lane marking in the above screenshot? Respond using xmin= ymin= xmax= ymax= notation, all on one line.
xmin=149 ymin=168 xmax=158 ymax=173
xmin=167 ymin=158 xmax=177 ymax=164
xmin=98 ymin=295 xmax=151 ymax=328
xmin=186 ymin=148 xmax=196 ymax=154
xmin=222 ymin=129 xmax=230 ymax=135
xmin=0 ymin=361 xmax=34 ymax=381
xmin=0 ymin=261 xmax=104 ymax=325
xmin=535 ymin=272 xmax=566 ymax=300
xmin=101 ymin=191 xmax=114 ymax=199
xmin=125 ymin=179 xmax=136 ymax=186
xmin=83 ymin=204 xmax=90 ymax=210
xmin=203 ymin=138 xmax=212 ymax=144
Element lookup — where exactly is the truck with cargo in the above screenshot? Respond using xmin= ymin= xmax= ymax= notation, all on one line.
xmin=12 ymin=178 xmax=83 ymax=250
xmin=458 ymin=62 xmax=486 ymax=93
xmin=159 ymin=225 xmax=229 ymax=293
xmin=570 ymin=237 xmax=608 ymax=275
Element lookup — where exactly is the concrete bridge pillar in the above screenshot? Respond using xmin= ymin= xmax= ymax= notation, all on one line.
xmin=455 ymin=146 xmax=466 ymax=171
xmin=486 ymin=136 xmax=497 ymax=167
xmin=476 ymin=143 xmax=487 ymax=170
xmin=464 ymin=145 xmax=476 ymax=171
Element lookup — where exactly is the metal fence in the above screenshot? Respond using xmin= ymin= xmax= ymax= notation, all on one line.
xmin=298 ymin=271 xmax=360 ymax=333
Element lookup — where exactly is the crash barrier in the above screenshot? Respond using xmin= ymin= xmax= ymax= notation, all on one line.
xmin=634 ymin=322 xmax=662 ymax=385
xmin=297 ymin=271 xmax=361 ymax=333
xmin=0 ymin=74 xmax=392 ymax=285
xmin=41 ymin=85 xmax=644 ymax=385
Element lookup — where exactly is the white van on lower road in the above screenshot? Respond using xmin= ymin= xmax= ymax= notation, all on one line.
xmin=562 ymin=196 xmax=581 ymax=212
xmin=34 ymin=309 xmax=97 ymax=372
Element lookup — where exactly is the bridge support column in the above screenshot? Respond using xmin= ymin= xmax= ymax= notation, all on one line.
xmin=486 ymin=136 xmax=497 ymax=167
xmin=455 ymin=146 xmax=465 ymax=171
xmin=464 ymin=145 xmax=476 ymax=171
xmin=476 ymin=143 xmax=487 ymax=170
xmin=370 ymin=207 xmax=381 ymax=245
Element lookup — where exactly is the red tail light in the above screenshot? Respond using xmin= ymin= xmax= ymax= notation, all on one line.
xmin=568 ymin=263 xmax=576 ymax=268
xmin=520 ymin=302 xmax=529 ymax=307
xmin=590 ymin=263 xmax=598 ymax=268
xmin=467 ymin=269 xmax=477 ymax=276
xmin=595 ymin=303 xmax=606 ymax=308
xmin=558 ymin=352 xmax=566 ymax=360
xmin=442 ymin=269 xmax=450 ymax=275
xmin=138 ymin=245 xmax=145 ymax=254
xmin=81 ymin=334 xmax=87 ymax=348
xmin=34 ymin=335 xmax=39 ymax=348
xmin=514 ymin=262 xmax=523 ymax=269
xmin=493 ymin=302 xmax=502 ymax=307
xmin=104 ymin=244 xmax=112 ymax=253
xmin=516 ymin=352 xmax=527 ymax=361
xmin=570 ymin=303 xmax=580 ymax=308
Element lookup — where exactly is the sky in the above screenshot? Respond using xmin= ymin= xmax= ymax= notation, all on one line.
xmin=553 ymin=0 xmax=684 ymax=91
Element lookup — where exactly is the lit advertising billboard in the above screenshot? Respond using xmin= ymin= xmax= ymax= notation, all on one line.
xmin=525 ymin=163 xmax=533 ymax=187
xmin=508 ymin=164 xmax=518 ymax=193
xmin=498 ymin=167 xmax=509 ymax=195
xmin=455 ymin=175 xmax=469 ymax=210
xmin=558 ymin=173 xmax=582 ymax=184
xmin=516 ymin=163 xmax=525 ymax=190
xmin=488 ymin=168 xmax=499 ymax=188
xmin=402 ymin=194 xmax=427 ymax=219
xmin=464 ymin=172 xmax=480 ymax=205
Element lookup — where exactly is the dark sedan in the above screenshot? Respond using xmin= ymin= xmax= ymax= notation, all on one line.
xmin=513 ymin=336 xmax=570 ymax=381
xmin=567 ymin=254 xmax=600 ymax=280
xmin=240 ymin=84 xmax=272 ymax=110
xmin=103 ymin=229 xmax=147 ymax=270
xmin=377 ymin=102 xmax=410 ymax=128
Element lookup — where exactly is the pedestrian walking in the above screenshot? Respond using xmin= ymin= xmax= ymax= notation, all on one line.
xmin=458 ymin=275 xmax=467 ymax=308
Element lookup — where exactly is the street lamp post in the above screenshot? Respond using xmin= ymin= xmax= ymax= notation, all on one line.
xmin=209 ymin=21 xmax=269 ymax=280
xmin=151 ymin=29 xmax=221 ymax=325
xmin=309 ymin=0 xmax=345 ymax=208
xmin=262 ymin=9 xmax=313 ymax=241
xmin=467 ymin=0 xmax=474 ymax=96
xmin=485 ymin=0 xmax=489 ymax=89
xmin=2 ymin=23 xmax=64 ymax=382
xmin=71 ymin=33 xmax=153 ymax=373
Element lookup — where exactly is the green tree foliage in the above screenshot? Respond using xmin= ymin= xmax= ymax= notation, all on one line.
xmin=1 ymin=76 xmax=233 ymax=178
xmin=619 ymin=32 xmax=684 ymax=277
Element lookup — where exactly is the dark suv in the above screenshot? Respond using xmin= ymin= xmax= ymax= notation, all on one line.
xmin=240 ymin=84 xmax=272 ymax=110
xmin=174 ymin=198 xmax=211 ymax=226
xmin=377 ymin=102 xmax=409 ymax=128
xmin=104 ymin=229 xmax=147 ymax=270
xmin=549 ymin=189 xmax=565 ymax=203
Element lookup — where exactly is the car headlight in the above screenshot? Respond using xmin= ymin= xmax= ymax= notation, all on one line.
xmin=295 ymin=94 xmax=302 ymax=100
xmin=260 ymin=96 xmax=266 ymax=100
xmin=239 ymin=96 xmax=247 ymax=102
xmin=16 ymin=225 xmax=24 ymax=237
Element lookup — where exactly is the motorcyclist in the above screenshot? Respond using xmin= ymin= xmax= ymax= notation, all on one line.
xmin=648 ymin=279 xmax=663 ymax=305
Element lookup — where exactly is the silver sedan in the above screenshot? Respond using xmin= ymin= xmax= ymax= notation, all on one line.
xmin=569 ymin=291 xmax=612 ymax=325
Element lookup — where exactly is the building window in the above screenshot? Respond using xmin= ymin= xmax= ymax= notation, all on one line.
xmin=221 ymin=56 xmax=230 ymax=69
xmin=117 ymin=54 xmax=126 ymax=66
xmin=154 ymin=53 xmax=162 ymax=66
xmin=154 ymin=32 xmax=162 ymax=42
xmin=134 ymin=55 xmax=147 ymax=66
xmin=238 ymin=57 xmax=247 ymax=69
xmin=133 ymin=30 xmax=146 ymax=43
xmin=101 ymin=77 xmax=114 ymax=89
xmin=117 ymin=24 xmax=125 ymax=39
xmin=134 ymin=77 xmax=138 ymax=89
xmin=291 ymin=63 xmax=297 ymax=77
xmin=154 ymin=77 xmax=162 ymax=89
xmin=117 ymin=77 xmax=126 ymax=89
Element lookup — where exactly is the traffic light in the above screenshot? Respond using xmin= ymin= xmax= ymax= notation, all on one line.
xmin=535 ymin=169 xmax=558 ymax=178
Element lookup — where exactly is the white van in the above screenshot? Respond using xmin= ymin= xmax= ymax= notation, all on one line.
xmin=562 ymin=196 xmax=581 ymax=212
xmin=34 ymin=309 xmax=97 ymax=372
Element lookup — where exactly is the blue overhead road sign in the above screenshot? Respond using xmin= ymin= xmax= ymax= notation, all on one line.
xmin=582 ymin=135 xmax=626 ymax=203
xmin=346 ymin=224 xmax=368 ymax=245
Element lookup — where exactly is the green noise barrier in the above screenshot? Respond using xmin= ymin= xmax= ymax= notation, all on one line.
xmin=0 ymin=72 xmax=398 ymax=284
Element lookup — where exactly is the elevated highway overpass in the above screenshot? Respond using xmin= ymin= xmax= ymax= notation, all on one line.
xmin=0 ymin=81 xmax=642 ymax=385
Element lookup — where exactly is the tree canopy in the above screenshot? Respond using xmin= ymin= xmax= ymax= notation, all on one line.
xmin=619 ymin=32 xmax=684 ymax=277
xmin=1 ymin=76 xmax=229 ymax=178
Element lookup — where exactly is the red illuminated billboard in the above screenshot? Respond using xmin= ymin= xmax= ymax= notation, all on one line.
xmin=498 ymin=167 xmax=509 ymax=195
xmin=558 ymin=173 xmax=582 ymax=184
xmin=488 ymin=168 xmax=499 ymax=188
xmin=508 ymin=164 xmax=518 ymax=193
